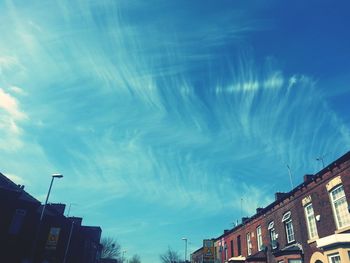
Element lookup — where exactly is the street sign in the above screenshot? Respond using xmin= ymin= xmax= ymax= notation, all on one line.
xmin=45 ymin=227 xmax=61 ymax=250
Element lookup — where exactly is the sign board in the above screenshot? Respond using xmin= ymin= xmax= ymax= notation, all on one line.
xmin=203 ymin=239 xmax=214 ymax=260
xmin=45 ymin=227 xmax=61 ymax=250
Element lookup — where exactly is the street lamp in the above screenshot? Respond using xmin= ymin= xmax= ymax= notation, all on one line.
xmin=182 ymin=237 xmax=187 ymax=262
xmin=30 ymin=173 xmax=63 ymax=263
xmin=40 ymin=173 xmax=63 ymax=221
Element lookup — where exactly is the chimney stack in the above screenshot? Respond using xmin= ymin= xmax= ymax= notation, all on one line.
xmin=303 ymin=174 xmax=314 ymax=183
xmin=275 ymin=192 xmax=287 ymax=201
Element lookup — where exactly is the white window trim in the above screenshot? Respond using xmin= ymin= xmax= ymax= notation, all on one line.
xmin=329 ymin=184 xmax=350 ymax=230
xmin=285 ymin=218 xmax=295 ymax=243
xmin=282 ymin=211 xmax=291 ymax=222
xmin=268 ymin=221 xmax=274 ymax=230
xmin=304 ymin=203 xmax=318 ymax=240
xmin=270 ymin=228 xmax=277 ymax=249
xmin=246 ymin=232 xmax=252 ymax=256
xmin=256 ymin=226 xmax=262 ymax=251
xmin=328 ymin=253 xmax=341 ymax=263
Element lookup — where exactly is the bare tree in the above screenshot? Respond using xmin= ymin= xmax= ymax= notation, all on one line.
xmin=160 ymin=247 xmax=182 ymax=263
xmin=101 ymin=237 xmax=121 ymax=260
xmin=129 ymin=254 xmax=141 ymax=263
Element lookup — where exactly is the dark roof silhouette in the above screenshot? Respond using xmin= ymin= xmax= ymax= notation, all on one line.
xmin=0 ymin=172 xmax=39 ymax=203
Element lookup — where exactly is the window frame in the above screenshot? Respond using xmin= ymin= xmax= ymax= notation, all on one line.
xmin=246 ymin=232 xmax=252 ymax=256
xmin=224 ymin=242 xmax=228 ymax=260
xmin=230 ymin=239 xmax=234 ymax=257
xmin=284 ymin=218 xmax=295 ymax=243
xmin=256 ymin=225 xmax=263 ymax=251
xmin=328 ymin=253 xmax=341 ymax=263
xmin=268 ymin=221 xmax=277 ymax=249
xmin=329 ymin=184 xmax=350 ymax=229
xmin=237 ymin=235 xmax=241 ymax=255
xmin=304 ymin=202 xmax=318 ymax=240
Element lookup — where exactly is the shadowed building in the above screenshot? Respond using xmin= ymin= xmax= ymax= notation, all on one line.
xmin=0 ymin=172 xmax=103 ymax=263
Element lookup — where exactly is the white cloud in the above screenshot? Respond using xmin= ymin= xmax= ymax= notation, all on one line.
xmin=264 ymin=71 xmax=284 ymax=89
xmin=0 ymin=88 xmax=28 ymax=151
xmin=0 ymin=88 xmax=27 ymax=120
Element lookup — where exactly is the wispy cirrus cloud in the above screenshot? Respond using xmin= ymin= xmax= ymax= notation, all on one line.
xmin=0 ymin=1 xmax=350 ymax=262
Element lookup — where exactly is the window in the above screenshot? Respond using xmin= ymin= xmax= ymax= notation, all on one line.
xmin=268 ymin=221 xmax=277 ymax=249
xmin=330 ymin=185 xmax=350 ymax=229
xmin=8 ymin=209 xmax=26 ymax=235
xmin=246 ymin=232 xmax=252 ymax=255
xmin=224 ymin=242 xmax=228 ymax=260
xmin=230 ymin=240 xmax=234 ymax=257
xmin=256 ymin=226 xmax=263 ymax=251
xmin=237 ymin=235 xmax=241 ymax=255
xmin=285 ymin=219 xmax=295 ymax=243
xmin=304 ymin=203 xmax=318 ymax=239
xmin=282 ymin=211 xmax=295 ymax=243
xmin=328 ymin=253 xmax=341 ymax=263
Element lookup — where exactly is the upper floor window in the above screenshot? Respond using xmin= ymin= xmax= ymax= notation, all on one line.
xmin=256 ymin=226 xmax=263 ymax=251
xmin=282 ymin=211 xmax=295 ymax=243
xmin=246 ymin=232 xmax=252 ymax=256
xmin=329 ymin=185 xmax=350 ymax=229
xmin=268 ymin=221 xmax=277 ymax=249
xmin=237 ymin=235 xmax=241 ymax=255
xmin=304 ymin=203 xmax=318 ymax=239
xmin=230 ymin=239 xmax=234 ymax=257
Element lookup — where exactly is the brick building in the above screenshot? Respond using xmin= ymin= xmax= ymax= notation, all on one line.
xmin=191 ymin=151 xmax=350 ymax=263
xmin=0 ymin=172 xmax=103 ymax=263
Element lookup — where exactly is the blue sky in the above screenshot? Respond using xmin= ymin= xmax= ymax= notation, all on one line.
xmin=1 ymin=0 xmax=350 ymax=262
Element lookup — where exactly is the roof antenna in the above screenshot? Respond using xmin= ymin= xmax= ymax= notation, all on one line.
xmin=316 ymin=156 xmax=325 ymax=168
xmin=286 ymin=164 xmax=294 ymax=189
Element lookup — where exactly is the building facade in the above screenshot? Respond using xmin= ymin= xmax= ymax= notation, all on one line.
xmin=0 ymin=172 xmax=103 ymax=263
xmin=191 ymin=151 xmax=350 ymax=263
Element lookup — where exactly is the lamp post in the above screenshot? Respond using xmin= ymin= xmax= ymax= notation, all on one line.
xmin=31 ymin=173 xmax=63 ymax=262
xmin=182 ymin=237 xmax=187 ymax=262
xmin=40 ymin=173 xmax=63 ymax=220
